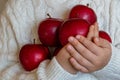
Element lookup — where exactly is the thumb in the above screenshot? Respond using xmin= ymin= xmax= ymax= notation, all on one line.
xmin=93 ymin=37 xmax=110 ymax=48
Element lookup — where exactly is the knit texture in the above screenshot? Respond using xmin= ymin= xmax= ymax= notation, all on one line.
xmin=0 ymin=0 xmax=120 ymax=80
xmin=37 ymin=57 xmax=78 ymax=80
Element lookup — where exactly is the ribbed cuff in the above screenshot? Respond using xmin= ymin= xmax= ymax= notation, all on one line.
xmin=37 ymin=57 xmax=78 ymax=80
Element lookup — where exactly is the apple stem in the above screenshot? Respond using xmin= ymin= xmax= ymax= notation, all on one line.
xmin=87 ymin=4 xmax=89 ymax=7
xmin=33 ymin=39 xmax=36 ymax=44
xmin=47 ymin=13 xmax=51 ymax=18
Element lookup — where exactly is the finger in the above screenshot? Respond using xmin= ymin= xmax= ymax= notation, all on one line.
xmin=69 ymin=57 xmax=89 ymax=73
xmin=66 ymin=43 xmax=95 ymax=69
xmin=68 ymin=36 xmax=97 ymax=61
xmin=87 ymin=25 xmax=95 ymax=40
xmin=75 ymin=35 xmax=100 ymax=55
xmin=94 ymin=22 xmax=99 ymax=37
xmin=93 ymin=37 xmax=111 ymax=48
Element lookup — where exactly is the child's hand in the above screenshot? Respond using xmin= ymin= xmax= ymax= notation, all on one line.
xmin=55 ymin=44 xmax=78 ymax=74
xmin=66 ymin=23 xmax=112 ymax=73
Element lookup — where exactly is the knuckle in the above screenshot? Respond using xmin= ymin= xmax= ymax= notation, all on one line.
xmin=70 ymin=52 xmax=76 ymax=57
xmin=71 ymin=52 xmax=80 ymax=60
xmin=73 ymin=39 xmax=79 ymax=46
xmin=78 ymin=57 xmax=84 ymax=64
xmin=81 ymin=38 xmax=92 ymax=47
xmin=78 ymin=58 xmax=88 ymax=67
xmin=81 ymin=49 xmax=87 ymax=54
xmin=81 ymin=38 xmax=86 ymax=43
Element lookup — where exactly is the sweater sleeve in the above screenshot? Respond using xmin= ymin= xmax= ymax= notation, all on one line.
xmin=37 ymin=57 xmax=78 ymax=80
xmin=37 ymin=57 xmax=99 ymax=80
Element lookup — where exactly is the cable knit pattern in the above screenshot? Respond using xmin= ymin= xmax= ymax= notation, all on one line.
xmin=0 ymin=0 xmax=120 ymax=80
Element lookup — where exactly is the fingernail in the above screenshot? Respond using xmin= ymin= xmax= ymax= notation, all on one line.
xmin=68 ymin=36 xmax=74 ymax=42
xmin=76 ymin=35 xmax=81 ymax=39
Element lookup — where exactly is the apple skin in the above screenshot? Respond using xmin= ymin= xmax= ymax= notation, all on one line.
xmin=69 ymin=5 xmax=97 ymax=25
xmin=59 ymin=18 xmax=90 ymax=46
xmin=19 ymin=44 xmax=50 ymax=71
xmin=99 ymin=31 xmax=112 ymax=43
xmin=38 ymin=18 xmax=63 ymax=47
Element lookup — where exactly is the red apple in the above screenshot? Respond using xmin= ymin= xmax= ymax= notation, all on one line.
xmin=19 ymin=44 xmax=50 ymax=71
xmin=38 ymin=16 xmax=63 ymax=47
xmin=59 ymin=18 xmax=90 ymax=46
xmin=99 ymin=31 xmax=112 ymax=43
xmin=69 ymin=4 xmax=97 ymax=25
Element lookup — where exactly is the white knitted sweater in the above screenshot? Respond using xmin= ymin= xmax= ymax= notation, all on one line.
xmin=0 ymin=0 xmax=120 ymax=80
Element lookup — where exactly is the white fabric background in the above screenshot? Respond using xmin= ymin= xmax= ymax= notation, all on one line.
xmin=0 ymin=0 xmax=120 ymax=80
